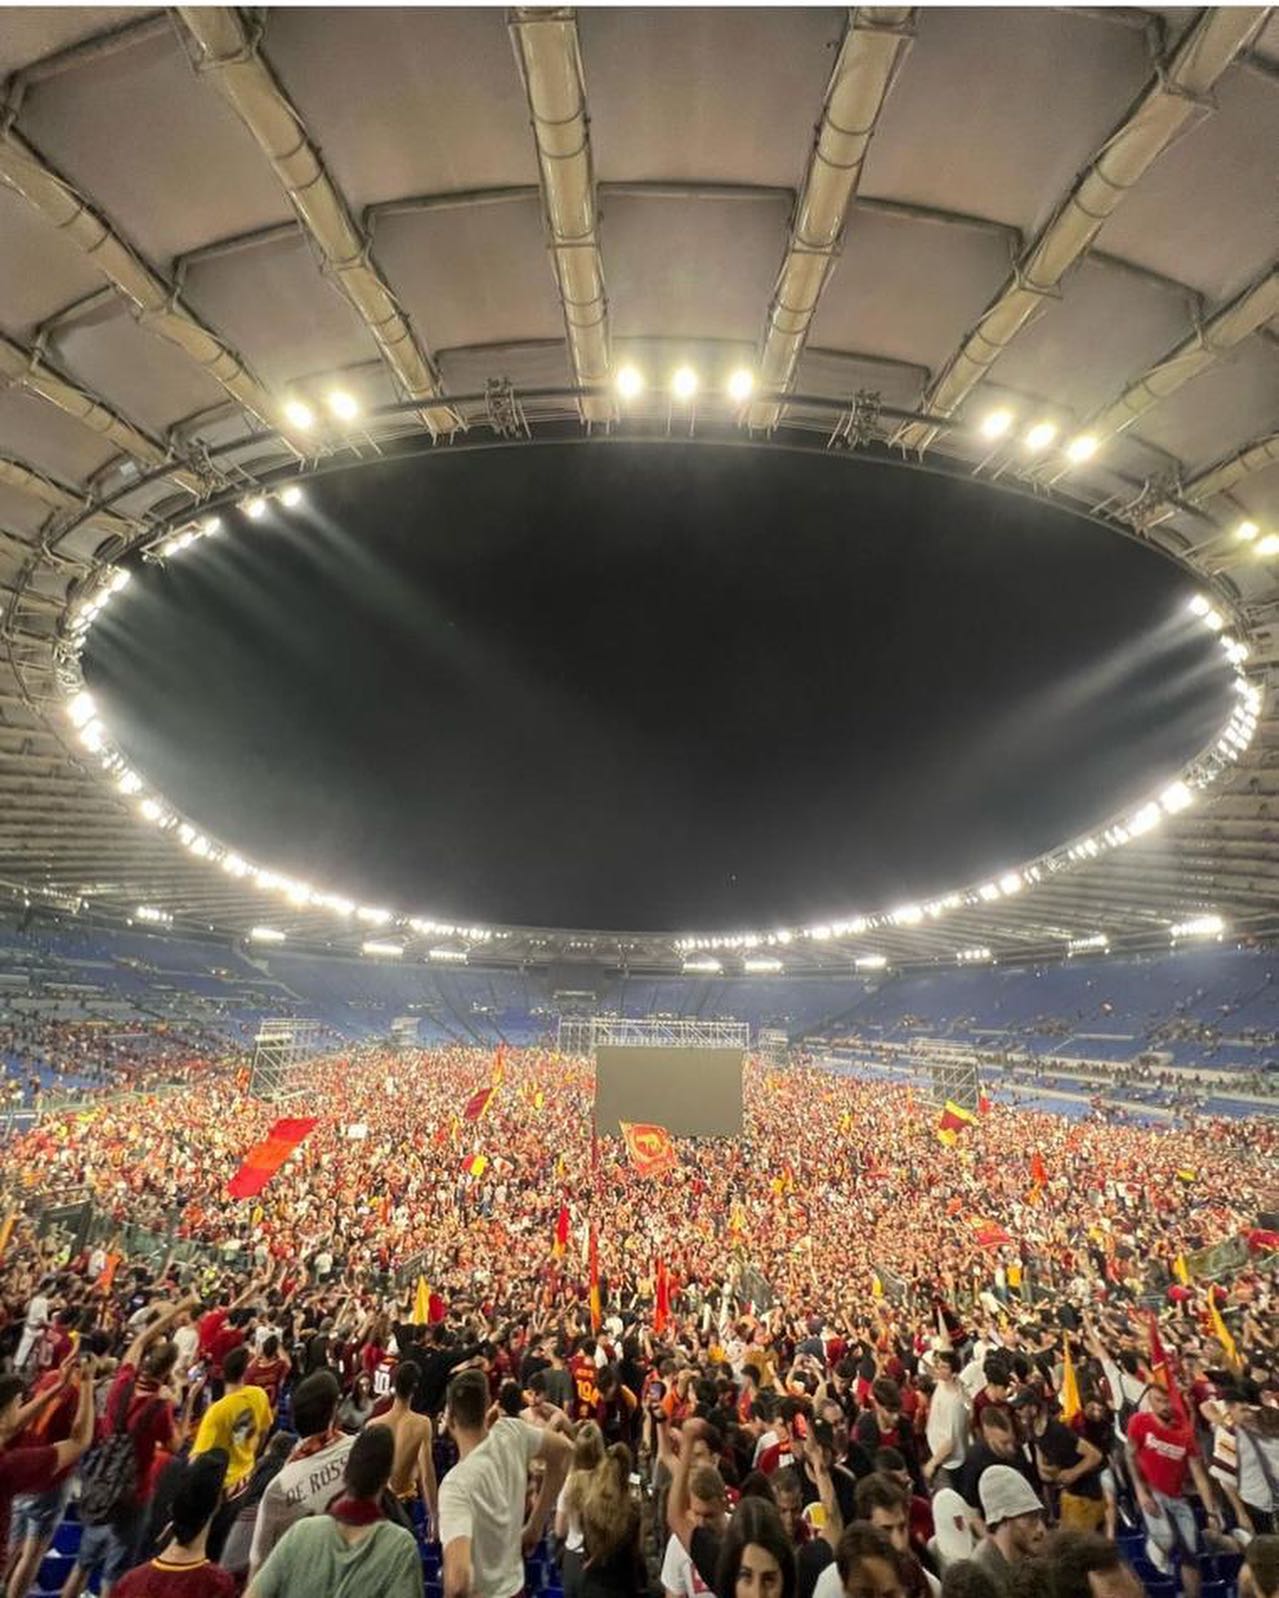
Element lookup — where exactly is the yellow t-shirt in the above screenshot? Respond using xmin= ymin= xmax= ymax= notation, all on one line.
xmin=192 ymin=1384 xmax=272 ymax=1487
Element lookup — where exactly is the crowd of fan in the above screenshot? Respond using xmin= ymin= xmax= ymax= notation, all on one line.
xmin=0 ymin=1045 xmax=1274 ymax=1598
xmin=0 ymin=1020 xmax=235 ymax=1111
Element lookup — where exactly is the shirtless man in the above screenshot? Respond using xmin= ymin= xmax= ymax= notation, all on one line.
xmin=522 ymin=1371 xmax=574 ymax=1437
xmin=366 ymin=1359 xmax=439 ymax=1535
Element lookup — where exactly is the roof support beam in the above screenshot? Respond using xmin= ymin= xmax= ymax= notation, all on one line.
xmin=749 ymin=7 xmax=915 ymax=430
xmin=1183 ymin=430 xmax=1279 ymax=506
xmin=0 ymin=126 xmax=298 ymax=447
xmin=896 ymin=7 xmax=1270 ymax=451
xmin=509 ymin=8 xmax=613 ymax=424
xmin=0 ymin=455 xmax=134 ymax=538
xmin=0 ymin=333 xmax=204 ymax=498
xmin=174 ymin=7 xmax=459 ymax=438
xmin=1082 ymin=267 xmax=1279 ymax=448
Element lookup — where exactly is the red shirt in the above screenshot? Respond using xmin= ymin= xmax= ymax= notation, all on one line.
xmin=0 ymin=1445 xmax=58 ymax=1563
xmin=103 ymin=1364 xmax=176 ymax=1506
xmin=208 ymin=1326 xmax=243 ymax=1379
xmin=112 ymin=1557 xmax=236 ymax=1597
xmin=568 ymin=1354 xmax=598 ymax=1420
xmin=12 ymin=1372 xmax=79 ymax=1485
xmin=1127 ymin=1411 xmax=1197 ymax=1499
xmin=196 ymin=1310 xmax=227 ymax=1361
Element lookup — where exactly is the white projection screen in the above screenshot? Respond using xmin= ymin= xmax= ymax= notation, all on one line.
xmin=594 ymin=1046 xmax=744 ymax=1137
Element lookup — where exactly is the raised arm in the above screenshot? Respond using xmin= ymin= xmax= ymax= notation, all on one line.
xmin=49 ymin=1370 xmax=95 ymax=1474
xmin=123 ymin=1295 xmax=199 ymax=1371
xmin=524 ymin=1428 xmax=572 ymax=1555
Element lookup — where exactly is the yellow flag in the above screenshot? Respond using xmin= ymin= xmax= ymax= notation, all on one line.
xmin=0 ymin=1209 xmax=16 ymax=1259
xmin=1208 ymin=1296 xmax=1241 ymax=1371
xmin=871 ymin=1272 xmax=884 ymax=1299
xmin=1060 ymin=1338 xmax=1082 ymax=1424
xmin=412 ymin=1276 xmax=431 ymax=1326
xmin=534 ymin=1090 xmax=544 ymax=1111
xmin=1173 ymin=1255 xmax=1190 ymax=1286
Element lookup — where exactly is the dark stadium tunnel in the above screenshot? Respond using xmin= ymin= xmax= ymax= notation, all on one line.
xmin=83 ymin=441 xmax=1233 ymax=933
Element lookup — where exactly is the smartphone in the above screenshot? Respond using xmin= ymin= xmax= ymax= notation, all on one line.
xmin=649 ymin=1380 xmax=666 ymax=1401
xmin=793 ymin=1414 xmax=809 ymax=1440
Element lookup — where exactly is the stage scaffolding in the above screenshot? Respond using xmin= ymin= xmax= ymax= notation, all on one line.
xmin=556 ymin=1015 xmax=752 ymax=1054
xmin=757 ymin=1029 xmax=789 ymax=1068
xmin=248 ymin=1019 xmax=327 ymax=1101
xmin=926 ymin=1054 xmax=982 ymax=1113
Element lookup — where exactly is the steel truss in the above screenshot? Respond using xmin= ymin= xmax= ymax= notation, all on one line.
xmin=557 ymin=1015 xmax=752 ymax=1054
xmin=248 ymin=1018 xmax=327 ymax=1101
xmin=927 ymin=1053 xmax=981 ymax=1112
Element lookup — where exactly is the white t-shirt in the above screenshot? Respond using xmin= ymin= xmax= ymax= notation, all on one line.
xmin=926 ymin=1382 xmax=969 ymax=1470
xmin=173 ymin=1324 xmax=200 ymax=1370
xmin=249 ymin=1432 xmax=356 ymax=1575
xmin=661 ymin=1532 xmax=711 ymax=1598
xmin=439 ymin=1418 xmax=543 ymax=1598
xmin=1238 ymin=1429 xmax=1279 ymax=1513
xmin=556 ymin=1480 xmax=584 ymax=1555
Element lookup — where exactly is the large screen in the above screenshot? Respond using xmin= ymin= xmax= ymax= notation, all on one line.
xmin=594 ymin=1045 xmax=744 ymax=1137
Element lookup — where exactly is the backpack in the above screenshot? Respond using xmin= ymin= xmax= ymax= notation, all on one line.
xmin=79 ymin=1378 xmax=162 ymax=1526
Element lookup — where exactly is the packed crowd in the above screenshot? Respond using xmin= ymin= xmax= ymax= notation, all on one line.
xmin=0 ymin=1045 xmax=1274 ymax=1598
xmin=0 ymin=1019 xmax=236 ymax=1109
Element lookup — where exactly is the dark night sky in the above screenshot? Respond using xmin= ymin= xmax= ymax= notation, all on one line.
xmin=86 ymin=442 xmax=1230 ymax=932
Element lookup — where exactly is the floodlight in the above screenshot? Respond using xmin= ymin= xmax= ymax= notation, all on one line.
xmin=1065 ymin=434 xmax=1097 ymax=464
xmin=327 ymin=389 xmax=359 ymax=422
xmin=616 ymin=365 xmax=643 ymax=398
xmin=79 ymin=720 xmax=105 ymax=752
xmin=1257 ymin=534 xmax=1279 ymax=557
xmin=66 ymin=690 xmax=97 ymax=728
xmin=727 ymin=369 xmax=754 ymax=403
xmin=357 ymin=906 xmax=391 ymax=925
xmin=428 ymin=948 xmax=468 ymax=963
xmin=283 ymin=399 xmax=315 ymax=431
xmin=1160 ymin=781 xmax=1193 ymax=815
xmin=1127 ymin=802 xmax=1161 ymax=837
xmin=893 ymin=903 xmax=923 ymax=925
xmin=243 ymin=495 xmax=267 ymax=520
xmin=202 ymin=515 xmax=222 ymax=535
xmin=139 ymin=798 xmax=163 ymax=823
xmin=362 ymin=940 xmax=403 ymax=957
xmin=998 ymin=872 xmax=1022 ymax=895
xmin=978 ymin=882 xmax=1000 ymax=901
xmin=250 ymin=926 xmax=287 ymax=943
xmin=1024 ymin=420 xmax=1057 ymax=452
xmin=979 ymin=408 xmax=1013 ymax=441
xmin=109 ymin=568 xmax=131 ymax=593
xmin=1203 ymin=608 xmax=1224 ymax=631
xmin=280 ymin=485 xmax=303 ymax=509
xmin=1235 ymin=519 xmax=1259 ymax=542
xmin=855 ymin=955 xmax=887 ymax=970
xmin=671 ymin=366 xmax=698 ymax=400
xmin=1187 ymin=594 xmax=1211 ymax=616
xmin=743 ymin=957 xmax=782 ymax=973
xmin=116 ymin=770 xmax=142 ymax=795
xmin=1170 ymin=914 xmax=1224 ymax=940
xmin=683 ymin=957 xmax=721 ymax=973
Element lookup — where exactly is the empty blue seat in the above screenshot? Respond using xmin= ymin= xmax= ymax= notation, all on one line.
xmin=52 ymin=1522 xmax=81 ymax=1555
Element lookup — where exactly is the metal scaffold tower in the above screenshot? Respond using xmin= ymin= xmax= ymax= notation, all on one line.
xmin=248 ymin=1019 xmax=327 ymax=1101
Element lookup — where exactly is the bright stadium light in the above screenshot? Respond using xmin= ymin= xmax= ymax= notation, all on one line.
xmin=1065 ymin=435 xmax=1098 ymax=464
xmin=1257 ymin=534 xmax=1279 ymax=558
xmin=109 ymin=567 xmax=131 ymax=593
xmin=1160 ymin=781 xmax=1193 ymax=815
xmin=1024 ymin=420 xmax=1057 ymax=452
xmin=202 ymin=515 xmax=222 ymax=536
xmin=139 ymin=798 xmax=164 ymax=823
xmin=116 ymin=770 xmax=142 ymax=795
xmin=727 ymin=369 xmax=754 ymax=403
xmin=1067 ymin=934 xmax=1108 ymax=955
xmin=135 ymin=905 xmax=172 ymax=926
xmin=1235 ymin=519 xmax=1259 ymax=543
xmin=79 ymin=720 xmax=105 ymax=753
xmin=1170 ymin=914 xmax=1224 ymax=940
xmin=893 ymin=903 xmax=923 ymax=925
xmin=1127 ymin=802 xmax=1161 ymax=837
xmin=280 ymin=485 xmax=303 ymax=509
xmin=428 ymin=948 xmax=468 ymax=963
xmin=250 ymin=926 xmax=286 ymax=944
xmin=357 ymin=906 xmax=391 ymax=925
xmin=998 ymin=872 xmax=1022 ymax=895
xmin=978 ymin=882 xmax=1000 ymax=902
xmin=283 ymin=399 xmax=315 ymax=431
xmin=855 ymin=955 xmax=887 ymax=970
xmin=243 ymin=495 xmax=267 ymax=521
xmin=1187 ymin=594 xmax=1211 ymax=616
xmin=327 ymin=389 xmax=359 ymax=422
xmin=683 ymin=957 xmax=722 ymax=974
xmin=1203 ymin=608 xmax=1224 ymax=632
xmin=362 ymin=940 xmax=403 ymax=958
xmin=979 ymin=408 xmax=1013 ymax=441
xmin=616 ymin=365 xmax=643 ymax=399
xmin=743 ymin=957 xmax=783 ymax=974
xmin=671 ymin=366 xmax=698 ymax=400
xmin=66 ymin=690 xmax=97 ymax=728
xmin=957 ymin=947 xmax=993 ymax=964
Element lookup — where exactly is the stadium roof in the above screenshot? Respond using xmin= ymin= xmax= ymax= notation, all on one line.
xmin=0 ymin=5 xmax=1277 ymax=975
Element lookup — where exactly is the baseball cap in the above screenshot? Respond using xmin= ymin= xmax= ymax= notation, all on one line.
xmin=980 ymin=1465 xmax=1044 ymax=1527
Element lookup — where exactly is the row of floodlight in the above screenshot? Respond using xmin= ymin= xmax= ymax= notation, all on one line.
xmin=281 ymin=389 xmax=361 ymax=433
xmin=156 ymin=486 xmax=306 ymax=559
xmin=613 ymin=363 xmax=754 ymax=403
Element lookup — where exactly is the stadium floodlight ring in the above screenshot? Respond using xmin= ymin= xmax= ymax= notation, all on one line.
xmin=48 ymin=416 xmax=1264 ymax=959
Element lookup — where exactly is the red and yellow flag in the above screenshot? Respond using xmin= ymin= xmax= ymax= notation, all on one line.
xmin=619 ymin=1121 xmax=677 ymax=1177
xmin=936 ymin=1099 xmax=976 ymax=1148
xmin=654 ymin=1256 xmax=670 ymax=1335
xmin=460 ymin=1153 xmax=489 ymax=1178
xmin=463 ymin=1086 xmax=494 ymax=1123
xmin=553 ymin=1203 xmax=570 ymax=1258
xmin=1030 ymin=1150 xmax=1048 ymax=1188
xmin=1207 ymin=1296 xmax=1242 ymax=1371
xmin=588 ymin=1225 xmax=601 ymax=1333
xmin=0 ymin=1209 xmax=17 ymax=1260
xmin=1145 ymin=1311 xmax=1187 ymax=1422
xmin=227 ymin=1117 xmax=318 ymax=1200
xmin=491 ymin=1045 xmax=507 ymax=1087
xmin=1060 ymin=1338 xmax=1082 ymax=1424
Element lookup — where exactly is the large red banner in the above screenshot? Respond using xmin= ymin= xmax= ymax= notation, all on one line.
xmin=227 ymin=1117 xmax=318 ymax=1199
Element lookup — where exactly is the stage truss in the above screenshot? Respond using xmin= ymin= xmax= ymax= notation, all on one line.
xmin=556 ymin=1015 xmax=752 ymax=1054
xmin=927 ymin=1053 xmax=982 ymax=1113
xmin=248 ymin=1018 xmax=327 ymax=1101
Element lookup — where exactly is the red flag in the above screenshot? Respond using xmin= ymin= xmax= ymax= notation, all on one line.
xmin=654 ymin=1256 xmax=670 ymax=1336
xmin=491 ymin=1045 xmax=507 ymax=1086
xmin=619 ymin=1121 xmax=677 ymax=1177
xmin=588 ymin=1225 xmax=601 ymax=1333
xmin=1145 ymin=1312 xmax=1187 ymax=1423
xmin=460 ymin=1153 xmax=489 ymax=1178
xmin=553 ymin=1204 xmax=570 ymax=1258
xmin=1030 ymin=1150 xmax=1048 ymax=1188
xmin=978 ymin=1092 xmax=992 ymax=1114
xmin=227 ymin=1117 xmax=318 ymax=1199
xmin=463 ymin=1087 xmax=494 ymax=1122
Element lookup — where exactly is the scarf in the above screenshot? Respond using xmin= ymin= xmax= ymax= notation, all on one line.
xmin=289 ymin=1425 xmax=342 ymax=1462
xmin=328 ymin=1497 xmax=384 ymax=1526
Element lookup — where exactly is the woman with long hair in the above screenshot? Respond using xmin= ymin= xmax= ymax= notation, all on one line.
xmin=557 ymin=1421 xmax=606 ymax=1598
xmin=579 ymin=1444 xmax=646 ymax=1598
